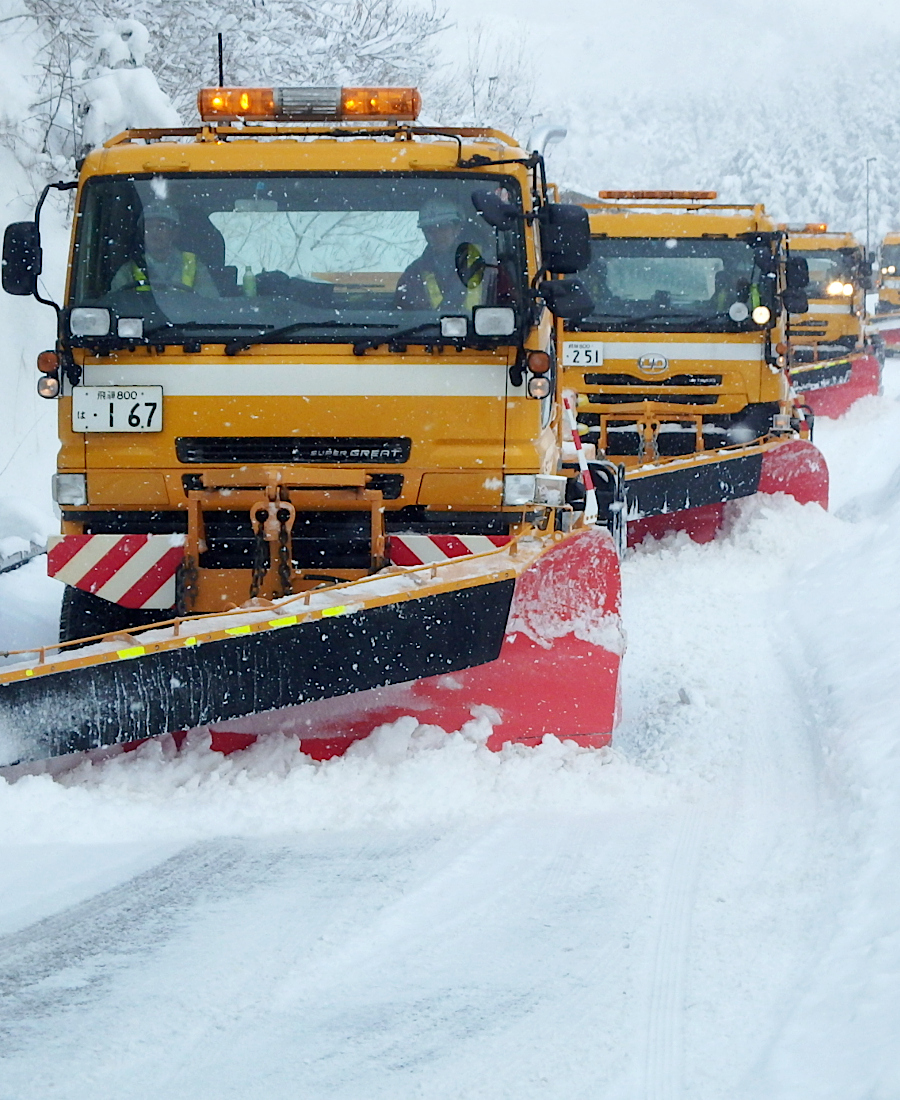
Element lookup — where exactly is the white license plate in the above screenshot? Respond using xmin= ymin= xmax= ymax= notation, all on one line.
xmin=563 ymin=341 xmax=603 ymax=366
xmin=72 ymin=386 xmax=163 ymax=433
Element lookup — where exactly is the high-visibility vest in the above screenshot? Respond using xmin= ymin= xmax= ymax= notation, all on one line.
xmin=131 ymin=252 xmax=197 ymax=291
xmin=422 ymin=244 xmax=485 ymax=309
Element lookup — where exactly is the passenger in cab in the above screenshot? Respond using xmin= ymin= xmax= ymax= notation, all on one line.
xmin=395 ymin=198 xmax=486 ymax=311
xmin=111 ymin=203 xmax=219 ymax=297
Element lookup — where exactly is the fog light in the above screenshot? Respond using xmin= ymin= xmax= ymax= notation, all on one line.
xmin=503 ymin=474 xmax=536 ymax=505
xmin=52 ymin=472 xmax=87 ymax=505
xmin=37 ymin=374 xmax=59 ymax=398
xmin=535 ymin=474 xmax=567 ymax=507
xmin=117 ymin=317 xmax=144 ymax=338
xmin=842 ymin=283 xmax=853 ymax=296
xmin=752 ymin=305 xmax=771 ymax=325
xmin=473 ymin=306 xmax=515 ymax=336
xmin=527 ymin=375 xmax=551 ymax=398
xmin=37 ymin=350 xmax=59 ymax=373
xmin=440 ymin=316 xmax=467 ymax=339
xmin=69 ymin=307 xmax=110 ymax=336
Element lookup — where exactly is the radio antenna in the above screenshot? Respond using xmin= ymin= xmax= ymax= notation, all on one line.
xmin=217 ymin=33 xmax=224 ymax=87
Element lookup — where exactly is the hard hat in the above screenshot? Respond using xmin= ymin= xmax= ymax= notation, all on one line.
xmin=141 ymin=202 xmax=180 ymax=225
xmin=418 ymin=198 xmax=462 ymax=228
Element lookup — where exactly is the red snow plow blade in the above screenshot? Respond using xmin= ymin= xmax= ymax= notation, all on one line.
xmin=792 ymin=351 xmax=881 ymax=420
xmin=0 ymin=524 xmax=622 ymax=768
xmin=867 ymin=311 xmax=900 ymax=347
xmin=603 ymin=437 xmax=828 ymax=547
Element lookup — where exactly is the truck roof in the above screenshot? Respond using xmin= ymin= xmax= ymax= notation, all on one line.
xmin=81 ymin=124 xmax=528 ymax=180
xmin=582 ymin=201 xmax=773 ymax=239
xmin=786 ymin=230 xmax=861 ymax=252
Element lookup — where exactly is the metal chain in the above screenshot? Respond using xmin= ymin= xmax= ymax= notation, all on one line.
xmin=250 ymin=523 xmax=269 ymax=599
xmin=277 ymin=517 xmax=293 ymax=597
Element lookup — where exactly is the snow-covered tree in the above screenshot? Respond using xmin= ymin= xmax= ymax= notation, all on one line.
xmin=21 ymin=0 xmax=448 ymax=170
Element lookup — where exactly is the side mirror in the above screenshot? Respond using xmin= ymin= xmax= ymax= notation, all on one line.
xmin=539 ymin=277 xmax=594 ymax=319
xmin=539 ymin=204 xmax=590 ymax=274
xmin=860 ymin=259 xmax=873 ymax=277
xmin=783 ymin=289 xmax=808 ymax=315
xmin=2 ymin=221 xmax=42 ymax=296
xmin=785 ymin=256 xmax=809 ymax=290
xmin=471 ymin=190 xmax=520 ymax=231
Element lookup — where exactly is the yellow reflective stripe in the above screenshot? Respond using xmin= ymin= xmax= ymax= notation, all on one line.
xmin=131 ymin=262 xmax=150 ymax=291
xmin=225 ymin=624 xmax=252 ymax=636
xmin=321 ymin=605 xmax=347 ymax=617
xmin=423 ymin=272 xmax=442 ymax=308
xmin=182 ymin=251 xmax=197 ymax=287
xmin=117 ymin=646 xmax=145 ymax=660
xmin=269 ymin=615 xmax=298 ymax=629
xmin=183 ymin=636 xmax=199 ymax=647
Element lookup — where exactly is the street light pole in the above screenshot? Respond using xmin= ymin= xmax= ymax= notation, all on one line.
xmin=866 ymin=156 xmax=877 ymax=256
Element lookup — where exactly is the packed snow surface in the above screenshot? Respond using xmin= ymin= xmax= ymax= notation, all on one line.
xmin=1 ymin=371 xmax=899 ymax=1097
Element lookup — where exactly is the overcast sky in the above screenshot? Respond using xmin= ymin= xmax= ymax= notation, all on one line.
xmin=442 ymin=0 xmax=898 ymax=102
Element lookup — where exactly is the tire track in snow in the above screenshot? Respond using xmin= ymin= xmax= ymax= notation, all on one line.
xmin=642 ymin=803 xmax=707 ymax=1100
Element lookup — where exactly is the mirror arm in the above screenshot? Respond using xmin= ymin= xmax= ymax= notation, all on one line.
xmin=32 ymin=179 xmax=77 ymax=316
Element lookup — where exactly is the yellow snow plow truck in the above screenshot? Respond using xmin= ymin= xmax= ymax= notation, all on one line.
xmin=783 ymin=225 xmax=879 ymax=417
xmin=869 ymin=231 xmax=900 ymax=354
xmin=557 ymin=191 xmax=828 ymax=545
xmin=0 ymin=85 xmax=623 ymax=767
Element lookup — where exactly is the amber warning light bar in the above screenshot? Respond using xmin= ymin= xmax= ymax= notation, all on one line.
xmin=198 ymin=86 xmax=422 ymax=122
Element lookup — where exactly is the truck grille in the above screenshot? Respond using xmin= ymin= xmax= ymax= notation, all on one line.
xmin=583 ymin=373 xmax=723 ymax=387
xmin=586 ymin=393 xmax=719 ymax=406
xmin=175 ymin=437 xmax=412 ymax=464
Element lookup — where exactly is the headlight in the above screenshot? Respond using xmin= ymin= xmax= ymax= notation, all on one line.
xmin=473 ymin=306 xmax=516 ymax=336
xmin=52 ymin=473 xmax=87 ymax=505
xmin=69 ymin=307 xmax=111 ymax=336
xmin=842 ymin=283 xmax=854 ymax=296
xmin=751 ymin=305 xmax=771 ymax=325
xmin=527 ymin=375 xmax=551 ymax=398
xmin=826 ymin=280 xmax=844 ymax=296
xmin=440 ymin=316 xmax=467 ymax=339
xmin=503 ymin=474 xmax=536 ymax=505
xmin=534 ymin=474 xmax=567 ymax=507
xmin=117 ymin=317 xmax=144 ymax=338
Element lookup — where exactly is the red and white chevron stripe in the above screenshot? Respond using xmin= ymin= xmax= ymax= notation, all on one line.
xmin=388 ymin=534 xmax=510 ymax=567
xmin=47 ymin=534 xmax=184 ymax=609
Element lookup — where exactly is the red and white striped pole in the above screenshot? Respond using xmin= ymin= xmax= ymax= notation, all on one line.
xmin=563 ymin=394 xmax=598 ymax=524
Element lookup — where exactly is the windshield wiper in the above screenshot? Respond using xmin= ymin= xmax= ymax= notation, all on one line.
xmin=351 ymin=322 xmax=444 ymax=356
xmin=587 ymin=311 xmax=713 ymax=325
xmin=142 ymin=322 xmax=273 ymax=341
xmin=224 ymin=321 xmax=385 ymax=356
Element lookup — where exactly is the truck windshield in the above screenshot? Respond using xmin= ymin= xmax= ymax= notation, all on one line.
xmin=800 ymin=249 xmax=855 ymax=297
xmin=567 ymin=236 xmax=775 ymax=332
xmin=881 ymin=244 xmax=900 ymax=272
xmin=70 ymin=173 xmax=525 ymax=343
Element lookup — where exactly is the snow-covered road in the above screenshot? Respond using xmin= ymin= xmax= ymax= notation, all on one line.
xmin=1 ymin=371 xmax=899 ymax=1098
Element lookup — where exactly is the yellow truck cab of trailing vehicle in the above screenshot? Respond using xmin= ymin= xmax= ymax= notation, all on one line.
xmin=784 ymin=225 xmax=867 ymax=362
xmin=877 ymin=232 xmax=900 ymax=311
xmin=555 ymin=191 xmax=818 ymax=542
xmin=8 ymin=86 xmax=594 ymax=635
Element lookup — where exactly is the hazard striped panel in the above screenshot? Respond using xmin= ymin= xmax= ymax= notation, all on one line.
xmin=47 ymin=534 xmax=185 ymax=609
xmin=388 ymin=534 xmax=510 ymax=566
